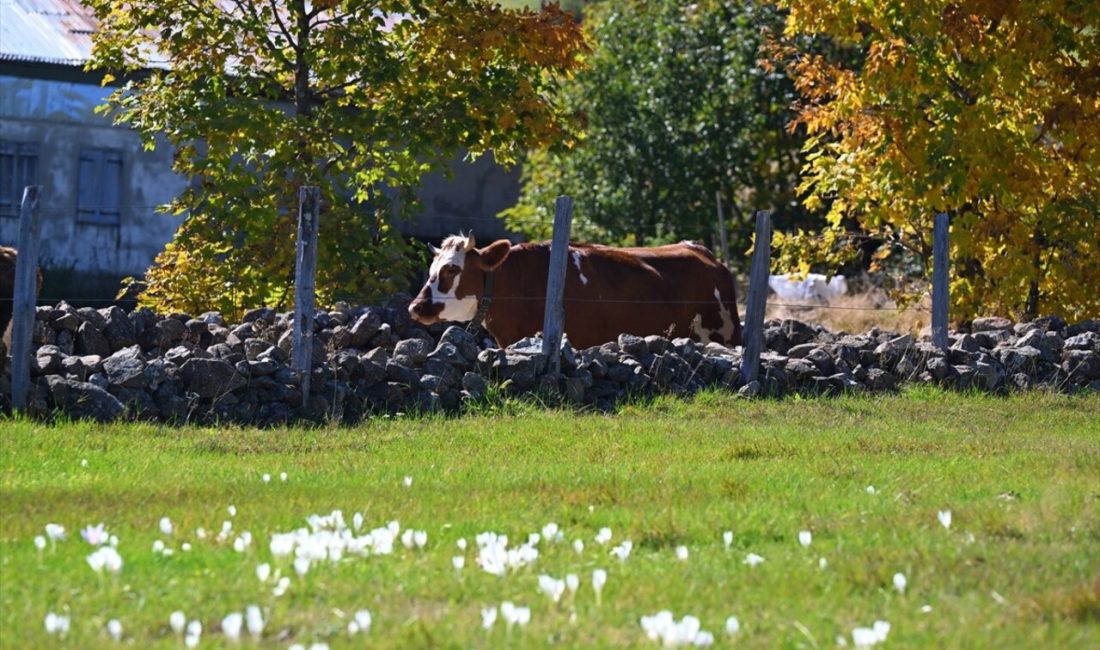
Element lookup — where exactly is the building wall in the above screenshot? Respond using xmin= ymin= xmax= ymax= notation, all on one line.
xmin=0 ymin=71 xmax=521 ymax=302
xmin=0 ymin=75 xmax=188 ymax=281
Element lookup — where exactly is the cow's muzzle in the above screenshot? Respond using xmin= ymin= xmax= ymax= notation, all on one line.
xmin=409 ymin=289 xmax=444 ymax=325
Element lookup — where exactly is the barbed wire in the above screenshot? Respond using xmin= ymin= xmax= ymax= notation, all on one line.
xmin=3 ymin=293 xmax=923 ymax=312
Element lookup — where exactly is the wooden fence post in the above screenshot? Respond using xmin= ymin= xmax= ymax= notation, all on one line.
xmin=541 ymin=195 xmax=574 ymax=375
xmin=293 ymin=186 xmax=321 ymax=399
xmin=739 ymin=210 xmax=772 ymax=385
xmin=715 ymin=190 xmax=731 ymax=268
xmin=11 ymin=186 xmax=42 ymax=413
xmin=932 ymin=212 xmax=950 ymax=351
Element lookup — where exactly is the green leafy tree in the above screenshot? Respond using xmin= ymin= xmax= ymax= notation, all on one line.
xmin=87 ymin=0 xmax=587 ymax=317
xmin=502 ymin=0 xmax=807 ymax=264
xmin=771 ymin=0 xmax=1100 ymax=320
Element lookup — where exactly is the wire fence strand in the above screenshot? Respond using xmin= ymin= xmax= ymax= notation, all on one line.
xmin=6 ymin=295 xmax=925 ymax=313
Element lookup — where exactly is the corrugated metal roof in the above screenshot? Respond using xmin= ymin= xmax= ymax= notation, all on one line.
xmin=0 ymin=0 xmax=98 ymax=66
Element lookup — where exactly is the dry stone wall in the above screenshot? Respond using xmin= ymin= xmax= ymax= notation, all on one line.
xmin=3 ymin=298 xmax=1097 ymax=425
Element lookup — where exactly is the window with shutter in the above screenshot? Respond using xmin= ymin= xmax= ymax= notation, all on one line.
xmin=0 ymin=141 xmax=40 ymax=218
xmin=76 ymin=147 xmax=124 ymax=226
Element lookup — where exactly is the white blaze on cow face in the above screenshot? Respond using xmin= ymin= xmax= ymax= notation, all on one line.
xmin=426 ymin=235 xmax=478 ymax=322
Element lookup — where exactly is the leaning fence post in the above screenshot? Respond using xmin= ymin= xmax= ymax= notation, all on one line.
xmin=292 ymin=186 xmax=321 ymax=400
xmin=739 ymin=210 xmax=772 ymax=385
xmin=541 ymin=195 xmax=574 ymax=375
xmin=11 ymin=186 xmax=42 ymax=413
xmin=932 ymin=212 xmax=950 ymax=351
xmin=715 ymin=190 xmax=731 ymax=268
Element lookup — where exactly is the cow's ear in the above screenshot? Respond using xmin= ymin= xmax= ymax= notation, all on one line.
xmin=475 ymin=240 xmax=512 ymax=271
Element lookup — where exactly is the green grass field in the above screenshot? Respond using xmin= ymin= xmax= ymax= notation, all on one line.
xmin=2 ymin=388 xmax=1098 ymax=648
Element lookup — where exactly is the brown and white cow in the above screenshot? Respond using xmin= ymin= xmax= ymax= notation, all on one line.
xmin=408 ymin=234 xmax=742 ymax=349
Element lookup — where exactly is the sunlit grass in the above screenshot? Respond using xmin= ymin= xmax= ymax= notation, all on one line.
xmin=2 ymin=389 xmax=1098 ymax=647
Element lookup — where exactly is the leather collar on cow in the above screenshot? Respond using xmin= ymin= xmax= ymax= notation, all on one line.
xmin=466 ymin=272 xmax=495 ymax=332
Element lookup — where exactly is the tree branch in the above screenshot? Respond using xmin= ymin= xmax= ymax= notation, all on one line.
xmin=268 ymin=0 xmax=298 ymax=54
xmin=229 ymin=0 xmax=294 ymax=72
xmin=316 ymin=73 xmax=368 ymax=97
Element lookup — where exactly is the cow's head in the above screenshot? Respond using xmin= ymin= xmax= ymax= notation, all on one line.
xmin=408 ymin=233 xmax=512 ymax=325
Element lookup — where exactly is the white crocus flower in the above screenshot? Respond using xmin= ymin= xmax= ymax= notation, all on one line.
xmin=514 ymin=606 xmax=531 ymax=627
xmin=222 ymin=612 xmax=243 ymax=642
xmin=542 ymin=522 xmax=560 ymax=542
xmin=595 ymin=527 xmax=612 ymax=545
xmin=566 ymin=573 xmax=579 ymax=594
xmin=722 ymin=531 xmax=733 ymax=549
xmin=675 ymin=545 xmax=689 ymax=561
xmin=273 ymin=576 xmax=291 ymax=597
xmin=353 ymin=610 xmax=371 ymax=634
xmin=34 ymin=535 xmax=46 ymax=551
xmin=352 ymin=513 xmax=364 ymax=531
xmin=866 ymin=485 xmax=876 ymax=494
xmin=819 ymin=557 xmax=828 ymax=569
xmin=195 ymin=527 xmax=207 ymax=540
xmin=744 ymin=553 xmax=764 ymax=567
xmin=457 ymin=537 xmax=467 ymax=551
xmin=481 ymin=606 xmax=498 ymax=630
xmin=87 ymin=546 xmax=123 ymax=574
xmin=256 ymin=563 xmax=271 ymax=583
xmin=44 ymin=612 xmax=70 ymax=636
xmin=538 ymin=574 xmax=566 ymax=603
xmin=873 ymin=620 xmax=891 ymax=641
xmin=641 ymin=611 xmax=714 ymax=646
xmin=181 ymin=543 xmax=192 ymax=552
xmin=799 ymin=531 xmax=812 ymax=547
xmin=45 ymin=523 xmax=66 ymax=542
xmin=611 ymin=540 xmax=633 ymax=561
xmin=293 ymin=557 xmax=310 ymax=577
xmin=403 ymin=476 xmax=413 ymax=487
xmin=573 ymin=539 xmax=584 ymax=554
xmin=262 ymin=473 xmax=271 ymax=483
xmin=152 ymin=539 xmax=165 ymax=554
xmin=592 ymin=569 xmax=608 ymax=604
xmin=893 ymin=572 xmax=907 ymax=594
xmin=851 ymin=620 xmax=890 ymax=648
xmin=414 ymin=530 xmax=428 ymax=549
xmin=452 ymin=556 xmax=465 ymax=570
xmin=280 ymin=472 xmax=288 ymax=482
xmin=106 ymin=618 xmax=122 ymax=641
xmin=725 ymin=616 xmax=740 ymax=635
xmin=169 ymin=611 xmax=187 ymax=634
xmin=160 ymin=517 xmax=174 ymax=536
xmin=185 ymin=620 xmax=202 ymax=648
xmin=227 ymin=504 xmax=237 ymax=517
xmin=937 ymin=510 xmax=952 ymax=529
xmin=245 ymin=605 xmax=264 ymax=639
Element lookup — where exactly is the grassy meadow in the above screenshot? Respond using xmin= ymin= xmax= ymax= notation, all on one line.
xmin=1 ymin=388 xmax=1098 ymax=648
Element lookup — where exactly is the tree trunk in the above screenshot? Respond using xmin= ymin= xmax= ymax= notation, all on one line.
xmin=1025 ymin=226 xmax=1042 ymax=318
xmin=294 ymin=0 xmax=312 ymax=119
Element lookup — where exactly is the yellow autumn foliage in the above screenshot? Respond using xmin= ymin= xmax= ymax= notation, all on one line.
xmin=771 ymin=0 xmax=1099 ymax=321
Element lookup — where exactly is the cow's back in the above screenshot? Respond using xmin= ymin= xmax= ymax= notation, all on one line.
xmin=486 ymin=241 xmax=741 ymax=348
